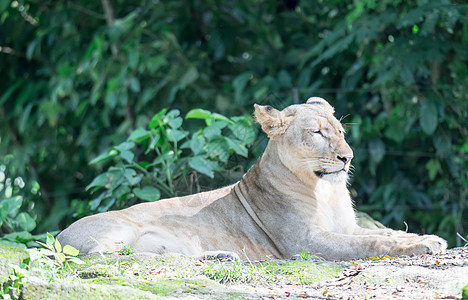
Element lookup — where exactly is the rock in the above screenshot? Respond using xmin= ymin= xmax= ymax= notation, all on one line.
xmin=1 ymin=244 xmax=467 ymax=299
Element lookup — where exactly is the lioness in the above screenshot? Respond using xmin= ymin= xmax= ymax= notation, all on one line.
xmin=58 ymin=97 xmax=447 ymax=260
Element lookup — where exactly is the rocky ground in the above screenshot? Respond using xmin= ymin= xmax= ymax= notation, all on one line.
xmin=231 ymin=247 xmax=468 ymax=299
xmin=1 ymin=244 xmax=467 ymax=299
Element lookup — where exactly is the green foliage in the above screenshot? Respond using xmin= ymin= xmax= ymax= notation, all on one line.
xmin=0 ymin=0 xmax=466 ymax=247
xmin=0 ymin=186 xmax=45 ymax=248
xmin=116 ymin=243 xmax=135 ymax=256
xmin=34 ymin=233 xmax=84 ymax=269
xmin=298 ymin=250 xmax=323 ymax=261
xmin=87 ymin=108 xmax=254 ymax=211
xmin=463 ymin=283 xmax=468 ymax=300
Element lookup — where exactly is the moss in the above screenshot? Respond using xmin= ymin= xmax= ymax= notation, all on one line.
xmin=0 ymin=244 xmax=30 ymax=282
xmin=83 ymin=277 xmax=237 ymax=298
xmin=21 ymin=278 xmax=159 ymax=300
xmin=262 ymin=260 xmax=342 ymax=284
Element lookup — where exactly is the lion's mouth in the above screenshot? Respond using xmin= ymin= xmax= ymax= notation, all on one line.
xmin=314 ymin=169 xmax=346 ymax=178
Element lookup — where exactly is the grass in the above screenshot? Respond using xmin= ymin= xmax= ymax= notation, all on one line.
xmin=200 ymin=259 xmax=341 ymax=285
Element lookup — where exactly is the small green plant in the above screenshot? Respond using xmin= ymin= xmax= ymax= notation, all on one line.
xmin=86 ymin=108 xmax=255 ymax=212
xmin=1 ymin=233 xmax=83 ymax=298
xmin=34 ymin=233 xmax=84 ymax=270
xmin=462 ymin=283 xmax=468 ymax=300
xmin=117 ymin=242 xmax=135 ymax=255
xmin=298 ymin=249 xmax=323 ymax=261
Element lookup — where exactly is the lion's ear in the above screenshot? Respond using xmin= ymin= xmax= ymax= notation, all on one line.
xmin=306 ymin=97 xmax=335 ymax=115
xmin=254 ymin=104 xmax=293 ymax=140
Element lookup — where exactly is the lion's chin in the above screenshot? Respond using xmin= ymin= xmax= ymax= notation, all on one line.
xmin=314 ymin=170 xmax=348 ymax=183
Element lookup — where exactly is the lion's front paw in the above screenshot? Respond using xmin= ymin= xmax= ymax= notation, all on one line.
xmin=198 ymin=251 xmax=240 ymax=261
xmin=398 ymin=235 xmax=447 ymax=256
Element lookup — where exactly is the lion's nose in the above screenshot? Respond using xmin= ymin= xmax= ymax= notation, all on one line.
xmin=337 ymin=155 xmax=352 ymax=165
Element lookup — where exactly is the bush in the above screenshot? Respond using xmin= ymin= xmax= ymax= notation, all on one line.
xmin=85 ymin=108 xmax=255 ymax=212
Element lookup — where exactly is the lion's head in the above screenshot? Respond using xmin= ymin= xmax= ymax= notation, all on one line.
xmin=254 ymin=97 xmax=353 ymax=183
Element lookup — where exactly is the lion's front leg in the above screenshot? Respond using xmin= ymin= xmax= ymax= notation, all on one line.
xmin=306 ymin=229 xmax=447 ymax=261
xmin=352 ymin=226 xmax=447 ymax=257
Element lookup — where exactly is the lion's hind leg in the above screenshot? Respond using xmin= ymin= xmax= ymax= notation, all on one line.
xmin=57 ymin=215 xmax=139 ymax=255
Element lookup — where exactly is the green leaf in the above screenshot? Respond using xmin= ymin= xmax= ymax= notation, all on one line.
xmin=146 ymin=134 xmax=161 ymax=153
xmin=203 ymin=121 xmax=228 ymax=140
xmin=15 ymin=212 xmax=36 ymax=232
xmin=119 ymin=150 xmax=135 ymax=163
xmin=186 ymin=108 xmax=212 ymax=120
xmin=426 ymin=159 xmax=441 ymax=181
xmin=186 ymin=133 xmax=205 ymax=155
xmin=167 ymin=129 xmax=188 ymax=142
xmin=46 ymin=233 xmax=55 ymax=249
xmin=179 ymin=67 xmax=199 ymax=89
xmin=0 ymin=196 xmax=23 ymax=218
xmin=86 ymin=173 xmax=108 ymax=191
xmin=54 ymin=237 xmax=62 ymax=253
xmin=128 ymin=128 xmax=151 ymax=143
xmin=39 ymin=248 xmax=55 ymax=256
xmin=166 ymin=110 xmax=183 ymax=129
xmin=211 ymin=113 xmax=233 ymax=124
xmin=226 ymin=137 xmax=248 ymax=157
xmin=188 ymin=156 xmax=218 ymax=178
xmin=89 ymin=149 xmax=119 ymax=165
xmin=4 ymin=231 xmax=34 ymax=244
xmin=124 ymin=168 xmax=142 ymax=186
xmin=133 ymin=186 xmax=161 ymax=201
xmin=419 ymin=101 xmax=438 ymax=135
xmin=229 ymin=117 xmax=255 ymax=145
xmin=206 ymin=138 xmax=230 ymax=163
xmin=114 ymin=141 xmax=135 ymax=152
xmin=62 ymin=245 xmax=80 ymax=256
xmin=149 ymin=109 xmax=168 ymax=129
xmin=56 ymin=252 xmax=66 ymax=263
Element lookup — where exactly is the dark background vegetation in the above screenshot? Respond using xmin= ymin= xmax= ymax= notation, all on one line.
xmin=0 ymin=0 xmax=467 ymax=248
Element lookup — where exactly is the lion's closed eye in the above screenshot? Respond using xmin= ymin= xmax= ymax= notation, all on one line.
xmin=307 ymin=128 xmax=323 ymax=137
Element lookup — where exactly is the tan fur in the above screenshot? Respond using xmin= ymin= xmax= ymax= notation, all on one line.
xmin=57 ymin=98 xmax=447 ymax=260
